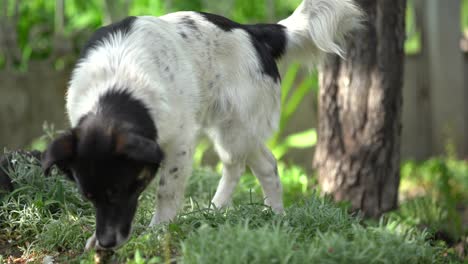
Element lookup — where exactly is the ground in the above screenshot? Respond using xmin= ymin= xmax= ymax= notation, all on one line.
xmin=0 ymin=152 xmax=463 ymax=263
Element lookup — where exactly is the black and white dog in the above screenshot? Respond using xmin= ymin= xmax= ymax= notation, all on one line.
xmin=42 ymin=0 xmax=362 ymax=250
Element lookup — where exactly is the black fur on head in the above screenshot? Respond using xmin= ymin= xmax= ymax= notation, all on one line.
xmin=42 ymin=89 xmax=164 ymax=249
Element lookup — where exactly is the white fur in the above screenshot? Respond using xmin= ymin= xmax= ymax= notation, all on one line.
xmin=67 ymin=0 xmax=362 ymax=232
xmin=279 ymin=0 xmax=363 ymax=66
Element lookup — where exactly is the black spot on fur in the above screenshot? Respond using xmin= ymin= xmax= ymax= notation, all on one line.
xmin=98 ymin=89 xmax=157 ymax=140
xmin=197 ymin=12 xmax=240 ymax=31
xmin=208 ymin=81 xmax=214 ymax=89
xmin=181 ymin=16 xmax=198 ymax=31
xmin=179 ymin=32 xmax=188 ymax=39
xmin=247 ymin=24 xmax=288 ymax=60
xmin=178 ymin=151 xmax=187 ymax=156
xmin=170 ymin=167 xmax=178 ymax=174
xmin=80 ymin=16 xmax=137 ymax=59
xmin=197 ymin=12 xmax=287 ymax=82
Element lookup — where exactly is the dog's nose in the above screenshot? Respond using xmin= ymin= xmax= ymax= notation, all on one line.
xmin=98 ymin=234 xmax=117 ymax=249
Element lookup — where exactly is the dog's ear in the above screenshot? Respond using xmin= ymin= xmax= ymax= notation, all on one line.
xmin=42 ymin=130 xmax=76 ymax=176
xmin=115 ymin=133 xmax=164 ymax=165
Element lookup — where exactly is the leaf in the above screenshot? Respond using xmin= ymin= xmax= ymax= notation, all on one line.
xmin=271 ymin=129 xmax=317 ymax=159
xmin=283 ymin=129 xmax=317 ymax=149
xmin=283 ymin=75 xmax=317 ymax=119
xmin=193 ymin=140 xmax=211 ymax=166
xmin=281 ymin=63 xmax=300 ymax=106
xmin=134 ymin=249 xmax=143 ymax=263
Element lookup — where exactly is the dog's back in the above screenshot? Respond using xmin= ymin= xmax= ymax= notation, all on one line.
xmin=67 ymin=12 xmax=286 ymax=145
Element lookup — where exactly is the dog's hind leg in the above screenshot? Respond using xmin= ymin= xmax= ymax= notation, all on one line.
xmin=208 ymin=125 xmax=248 ymax=209
xmin=211 ymin=160 xmax=245 ymax=209
xmin=247 ymin=144 xmax=284 ymax=213
xmin=149 ymin=142 xmax=194 ymax=226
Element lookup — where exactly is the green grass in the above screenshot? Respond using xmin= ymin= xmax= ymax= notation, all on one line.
xmin=0 ymin=152 xmax=461 ymax=263
xmin=391 ymin=158 xmax=468 ymax=245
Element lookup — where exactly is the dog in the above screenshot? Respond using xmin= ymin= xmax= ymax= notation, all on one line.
xmin=42 ymin=0 xmax=362 ymax=250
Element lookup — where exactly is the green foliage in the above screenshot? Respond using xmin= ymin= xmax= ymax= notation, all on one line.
xmin=181 ymin=200 xmax=449 ymax=264
xmin=64 ymin=1 xmax=104 ymax=33
xmin=16 ymin=1 xmax=54 ymax=55
xmin=29 ymin=122 xmax=59 ymax=152
xmin=2 ymin=0 xmax=442 ymax=70
xmin=1 ymin=0 xmax=302 ymax=70
xmin=405 ymin=0 xmax=421 ymax=55
xmin=182 ymin=224 xmax=299 ymax=264
xmin=0 ymin=152 xmax=460 ymax=263
xmin=130 ymin=0 xmax=165 ymax=16
xmin=0 ymin=152 xmax=94 ymax=258
xmin=462 ymin=0 xmax=468 ymax=33
xmin=391 ymin=158 xmax=468 ymax=242
xmin=303 ymin=224 xmax=443 ymax=264
xmin=271 ymin=129 xmax=317 ymax=160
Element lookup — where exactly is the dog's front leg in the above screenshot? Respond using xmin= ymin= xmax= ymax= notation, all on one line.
xmin=84 ymin=232 xmax=97 ymax=251
xmin=150 ymin=144 xmax=193 ymax=226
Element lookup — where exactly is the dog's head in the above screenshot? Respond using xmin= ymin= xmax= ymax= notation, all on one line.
xmin=42 ymin=117 xmax=163 ymax=249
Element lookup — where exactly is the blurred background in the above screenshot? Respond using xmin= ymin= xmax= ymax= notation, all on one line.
xmin=0 ymin=0 xmax=468 ymax=162
xmin=0 ymin=0 xmax=467 ymax=253
xmin=1 ymin=0 xmax=468 ymax=164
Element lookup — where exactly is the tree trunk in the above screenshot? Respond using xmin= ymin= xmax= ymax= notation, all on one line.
xmin=314 ymin=0 xmax=406 ymax=218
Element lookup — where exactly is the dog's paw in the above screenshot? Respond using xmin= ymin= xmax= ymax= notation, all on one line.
xmin=263 ymin=204 xmax=285 ymax=215
xmin=272 ymin=206 xmax=285 ymax=215
xmin=85 ymin=232 xmax=97 ymax=252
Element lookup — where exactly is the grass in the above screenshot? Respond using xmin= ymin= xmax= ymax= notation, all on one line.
xmin=0 ymin=152 xmax=462 ymax=263
xmin=390 ymin=157 xmax=468 ymax=249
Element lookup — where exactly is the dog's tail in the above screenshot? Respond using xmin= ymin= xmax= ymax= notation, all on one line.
xmin=277 ymin=0 xmax=363 ymax=66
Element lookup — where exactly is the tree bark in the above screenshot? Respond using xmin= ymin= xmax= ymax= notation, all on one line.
xmin=314 ymin=0 xmax=406 ymax=218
